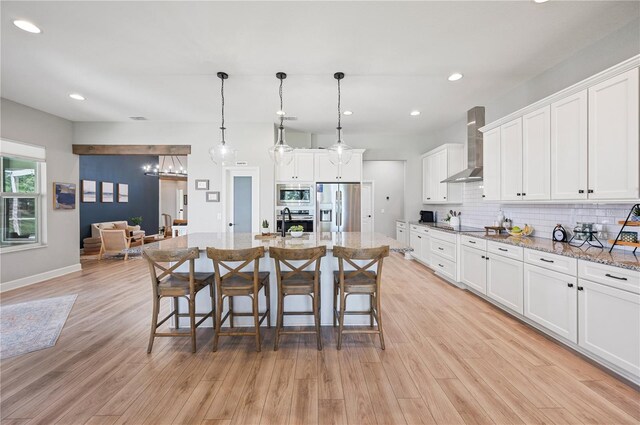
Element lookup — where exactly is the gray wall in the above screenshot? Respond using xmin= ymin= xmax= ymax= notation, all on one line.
xmin=363 ymin=161 xmax=405 ymax=238
xmin=1 ymin=98 xmax=80 ymax=286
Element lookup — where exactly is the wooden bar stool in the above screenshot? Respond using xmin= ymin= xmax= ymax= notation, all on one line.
xmin=143 ymin=247 xmax=215 ymax=353
xmin=270 ymin=246 xmax=327 ymax=351
xmin=206 ymin=246 xmax=271 ymax=352
xmin=332 ymin=245 xmax=390 ymax=350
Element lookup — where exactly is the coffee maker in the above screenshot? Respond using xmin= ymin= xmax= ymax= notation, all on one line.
xmin=419 ymin=210 xmax=436 ymax=223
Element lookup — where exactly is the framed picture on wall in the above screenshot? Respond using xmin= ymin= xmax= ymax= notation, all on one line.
xmin=195 ymin=179 xmax=209 ymax=190
xmin=101 ymin=182 xmax=114 ymax=202
xmin=118 ymin=183 xmax=129 ymax=203
xmin=53 ymin=182 xmax=76 ymax=209
xmin=81 ymin=180 xmax=96 ymax=202
xmin=206 ymin=191 xmax=220 ymax=202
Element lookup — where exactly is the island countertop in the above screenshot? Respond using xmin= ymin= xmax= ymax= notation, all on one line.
xmin=143 ymin=232 xmax=412 ymax=253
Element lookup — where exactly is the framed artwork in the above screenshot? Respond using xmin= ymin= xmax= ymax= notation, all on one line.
xmin=81 ymin=180 xmax=96 ymax=202
xmin=117 ymin=183 xmax=129 ymax=203
xmin=101 ymin=182 xmax=114 ymax=202
xmin=53 ymin=182 xmax=76 ymax=209
xmin=195 ymin=179 xmax=209 ymax=190
xmin=206 ymin=191 xmax=220 ymax=202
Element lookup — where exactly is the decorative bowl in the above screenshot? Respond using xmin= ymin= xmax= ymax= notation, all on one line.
xmin=508 ymin=225 xmax=534 ymax=237
xmin=290 ymin=231 xmax=304 ymax=238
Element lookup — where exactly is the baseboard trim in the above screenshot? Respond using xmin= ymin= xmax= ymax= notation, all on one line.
xmin=1 ymin=263 xmax=82 ymax=293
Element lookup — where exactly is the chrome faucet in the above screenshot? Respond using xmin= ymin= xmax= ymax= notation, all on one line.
xmin=281 ymin=207 xmax=292 ymax=237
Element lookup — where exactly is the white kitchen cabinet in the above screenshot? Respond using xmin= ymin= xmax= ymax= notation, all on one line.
xmin=551 ymin=91 xmax=588 ymax=200
xmin=522 ymin=106 xmax=551 ymax=200
xmin=578 ymin=278 xmax=640 ymax=377
xmin=588 ymin=68 xmax=639 ymax=200
xmin=396 ymin=221 xmax=407 ymax=245
xmin=500 ymin=118 xmax=523 ymax=201
xmin=460 ymin=245 xmax=487 ymax=294
xmin=420 ymin=231 xmax=431 ymax=266
xmin=524 ymin=264 xmax=577 ymax=343
xmin=409 ymin=230 xmax=422 ymax=261
xmin=276 ymin=151 xmax=315 ymax=182
xmin=421 ymin=144 xmax=463 ymax=204
xmin=314 ymin=151 xmax=363 ymax=182
xmin=482 ymin=127 xmax=501 ymax=201
xmin=487 ymin=252 xmax=524 ymax=314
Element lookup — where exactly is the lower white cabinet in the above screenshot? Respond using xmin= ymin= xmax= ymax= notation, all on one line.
xmin=578 ymin=279 xmax=640 ymax=377
xmin=460 ymin=245 xmax=487 ymax=294
xmin=396 ymin=227 xmax=406 ymax=244
xmin=409 ymin=231 xmax=422 ymax=260
xmin=420 ymin=234 xmax=431 ymax=266
xmin=524 ymin=264 xmax=577 ymax=343
xmin=487 ymin=253 xmax=524 ymax=314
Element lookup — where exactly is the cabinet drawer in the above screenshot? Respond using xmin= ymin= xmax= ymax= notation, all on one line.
xmin=488 ymin=242 xmax=523 ymax=261
xmin=410 ymin=225 xmax=421 ymax=232
xmin=431 ymin=239 xmax=456 ymax=262
xmin=432 ymin=254 xmax=456 ymax=281
xmin=419 ymin=226 xmax=430 ymax=236
xmin=396 ymin=221 xmax=407 ymax=229
xmin=578 ymin=261 xmax=639 ymax=294
xmin=524 ymin=249 xmax=577 ymax=276
xmin=430 ymin=229 xmax=457 ymax=244
xmin=461 ymin=236 xmax=487 ymax=251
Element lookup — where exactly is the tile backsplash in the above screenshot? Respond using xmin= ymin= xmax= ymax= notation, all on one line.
xmin=421 ymin=181 xmax=637 ymax=250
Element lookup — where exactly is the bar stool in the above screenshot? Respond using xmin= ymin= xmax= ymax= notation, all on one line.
xmin=270 ymin=246 xmax=327 ymax=351
xmin=332 ymin=245 xmax=390 ymax=350
xmin=143 ymin=247 xmax=215 ymax=353
xmin=206 ymin=246 xmax=271 ymax=352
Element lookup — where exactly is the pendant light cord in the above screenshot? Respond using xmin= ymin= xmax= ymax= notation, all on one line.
xmin=279 ymin=76 xmax=284 ymax=131
xmin=220 ymin=76 xmax=226 ymax=143
xmin=337 ymin=76 xmax=342 ymax=141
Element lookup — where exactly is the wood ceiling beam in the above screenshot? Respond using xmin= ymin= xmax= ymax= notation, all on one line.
xmin=72 ymin=144 xmax=191 ymax=155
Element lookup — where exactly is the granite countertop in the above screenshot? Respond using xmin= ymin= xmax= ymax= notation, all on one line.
xmin=408 ymin=221 xmax=485 ymax=233
xmin=141 ymin=232 xmax=413 ymax=254
xmin=408 ymin=221 xmax=639 ymax=271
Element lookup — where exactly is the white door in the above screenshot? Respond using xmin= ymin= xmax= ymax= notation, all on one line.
xmin=524 ymin=264 xmax=577 ymax=342
xmin=487 ymin=253 xmax=524 ymax=314
xmin=482 ymin=127 xmax=501 ymax=201
xmin=422 ymin=155 xmax=433 ymax=202
xmin=339 ymin=152 xmax=363 ymax=182
xmin=522 ymin=106 xmax=551 ymax=200
xmin=460 ymin=245 xmax=487 ymax=294
xmin=361 ymin=182 xmax=374 ymax=234
xmin=588 ymin=68 xmax=639 ymax=200
xmin=409 ymin=231 xmax=422 ymax=262
xmin=314 ymin=153 xmax=339 ymax=182
xmin=295 ymin=152 xmax=315 ymax=182
xmin=500 ymin=118 xmax=523 ymax=201
xmin=578 ymin=279 xmax=640 ymax=376
xmin=434 ymin=149 xmax=449 ymax=202
xmin=551 ymin=91 xmax=588 ymax=200
xmin=225 ymin=168 xmax=260 ymax=234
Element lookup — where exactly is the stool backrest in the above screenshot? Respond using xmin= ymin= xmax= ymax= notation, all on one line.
xmin=332 ymin=245 xmax=390 ymax=284
xmin=270 ymin=246 xmax=326 ymax=282
xmin=206 ymin=246 xmax=265 ymax=291
xmin=142 ymin=247 xmax=200 ymax=296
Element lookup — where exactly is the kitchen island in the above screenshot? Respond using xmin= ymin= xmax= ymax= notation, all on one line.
xmin=143 ymin=232 xmax=412 ymax=327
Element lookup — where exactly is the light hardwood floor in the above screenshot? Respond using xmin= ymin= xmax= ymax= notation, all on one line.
xmin=1 ymin=253 xmax=639 ymax=425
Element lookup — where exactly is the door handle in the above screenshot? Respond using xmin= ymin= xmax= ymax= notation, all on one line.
xmin=228 ymin=223 xmax=234 ymax=227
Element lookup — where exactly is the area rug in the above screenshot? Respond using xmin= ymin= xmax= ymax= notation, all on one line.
xmin=0 ymin=294 xmax=77 ymax=359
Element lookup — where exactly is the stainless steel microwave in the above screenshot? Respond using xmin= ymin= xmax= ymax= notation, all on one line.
xmin=276 ymin=184 xmax=313 ymax=207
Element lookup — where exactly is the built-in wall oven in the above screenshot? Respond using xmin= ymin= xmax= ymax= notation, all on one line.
xmin=276 ymin=184 xmax=313 ymax=207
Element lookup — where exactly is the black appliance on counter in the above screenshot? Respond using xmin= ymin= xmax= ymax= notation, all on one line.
xmin=276 ymin=209 xmax=314 ymax=233
xmin=419 ymin=210 xmax=436 ymax=223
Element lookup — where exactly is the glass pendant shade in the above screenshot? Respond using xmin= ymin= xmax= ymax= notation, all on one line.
xmin=209 ymin=141 xmax=236 ymax=166
xmin=328 ymin=140 xmax=353 ymax=165
xmin=269 ymin=126 xmax=294 ymax=165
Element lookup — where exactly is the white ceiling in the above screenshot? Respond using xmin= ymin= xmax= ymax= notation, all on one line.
xmin=1 ymin=1 xmax=638 ymax=135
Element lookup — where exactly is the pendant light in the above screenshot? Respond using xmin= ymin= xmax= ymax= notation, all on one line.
xmin=209 ymin=72 xmax=236 ymax=166
xmin=268 ymin=72 xmax=294 ymax=165
xmin=327 ymin=72 xmax=353 ymax=166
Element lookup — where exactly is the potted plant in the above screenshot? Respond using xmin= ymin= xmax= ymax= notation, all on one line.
xmin=261 ymin=219 xmax=270 ymax=235
xmin=288 ymin=225 xmax=304 ymax=238
xmin=130 ymin=216 xmax=143 ymax=226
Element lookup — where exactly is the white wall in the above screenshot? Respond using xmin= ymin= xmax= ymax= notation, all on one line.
xmin=363 ymin=161 xmax=405 ymax=238
xmin=73 ymin=122 xmax=275 ymax=232
xmin=0 ymin=98 xmax=80 ymax=289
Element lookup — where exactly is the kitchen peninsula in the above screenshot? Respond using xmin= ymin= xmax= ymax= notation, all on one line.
xmin=143 ymin=231 xmax=412 ymax=327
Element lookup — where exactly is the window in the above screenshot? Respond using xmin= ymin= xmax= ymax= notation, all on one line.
xmin=0 ymin=140 xmax=46 ymax=252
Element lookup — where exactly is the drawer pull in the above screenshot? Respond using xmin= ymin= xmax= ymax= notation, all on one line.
xmin=498 ymin=248 xmax=508 ymax=252
xmin=540 ymin=258 xmax=554 ymax=263
xmin=567 ymin=283 xmax=574 ymax=288
xmin=438 ymin=247 xmax=444 ymax=251
xmin=417 ymin=236 xmax=421 ymax=239
xmin=485 ymin=257 xmax=490 ymax=260
xmin=468 ymin=240 xmax=476 ymax=244
xmin=438 ymin=264 xmax=444 ymax=268
xmin=605 ymin=273 xmax=627 ymax=281
xmin=578 ymin=286 xmax=584 ymax=291
xmin=481 ymin=255 xmax=486 ymax=259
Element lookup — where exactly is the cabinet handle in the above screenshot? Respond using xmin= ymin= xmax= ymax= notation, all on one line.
xmin=567 ymin=283 xmax=574 ymax=288
xmin=426 ymin=197 xmax=431 ymax=200
xmin=578 ymin=190 xmax=584 ymax=194
xmin=417 ymin=236 xmax=421 ymax=239
xmin=522 ymin=193 xmax=526 ymax=196
xmin=577 ymin=286 xmax=584 ymax=291
xmin=482 ymin=194 xmax=486 ymax=198
xmin=498 ymin=248 xmax=508 ymax=252
xmin=605 ymin=273 xmax=627 ymax=281
xmin=468 ymin=240 xmax=476 ymax=244
xmin=516 ymin=193 xmax=521 ymax=196
xmin=438 ymin=247 xmax=444 ymax=251
xmin=481 ymin=255 xmax=486 ymax=259
xmin=438 ymin=264 xmax=444 ymax=268
xmin=540 ymin=258 xmax=554 ymax=263
xmin=588 ymin=189 xmax=594 ymax=193
xmin=485 ymin=257 xmax=490 ymax=260
xmin=443 ymin=196 xmax=446 ymax=199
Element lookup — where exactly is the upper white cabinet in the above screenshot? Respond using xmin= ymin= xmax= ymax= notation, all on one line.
xmin=421 ymin=143 xmax=463 ymax=204
xmin=314 ymin=151 xmax=363 ymax=182
xmin=522 ymin=106 xmax=551 ymax=200
xmin=275 ymin=151 xmax=315 ymax=182
xmin=551 ymin=91 xmax=588 ymax=200
xmin=482 ymin=127 xmax=501 ymax=201
xmin=588 ymin=68 xmax=639 ymax=200
xmin=500 ymin=118 xmax=523 ymax=201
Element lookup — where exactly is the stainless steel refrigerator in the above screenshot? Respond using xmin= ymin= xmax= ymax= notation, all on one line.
xmin=316 ymin=183 xmax=361 ymax=232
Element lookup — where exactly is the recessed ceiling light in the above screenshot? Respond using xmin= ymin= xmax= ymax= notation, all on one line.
xmin=13 ymin=20 xmax=41 ymax=34
xmin=534 ymin=0 xmax=549 ymax=3
xmin=343 ymin=111 xmax=353 ymax=116
xmin=69 ymin=93 xmax=85 ymax=101
xmin=129 ymin=116 xmax=147 ymax=121
xmin=448 ymin=72 xmax=463 ymax=81
xmin=410 ymin=110 xmax=421 ymax=116
xmin=276 ymin=110 xmax=285 ymax=116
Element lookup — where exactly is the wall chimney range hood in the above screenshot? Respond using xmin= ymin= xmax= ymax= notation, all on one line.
xmin=442 ymin=106 xmax=485 ymax=183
